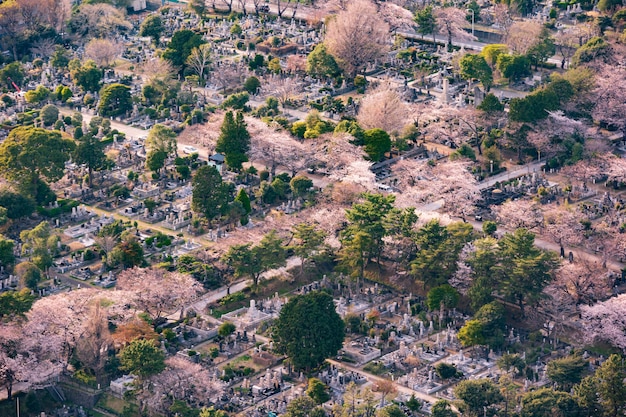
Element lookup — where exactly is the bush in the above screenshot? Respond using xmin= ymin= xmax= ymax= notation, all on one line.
xmin=222 ymin=91 xmax=249 ymax=110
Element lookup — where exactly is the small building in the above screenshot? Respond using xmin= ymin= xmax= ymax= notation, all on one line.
xmin=208 ymin=153 xmax=225 ymax=173
xmin=110 ymin=375 xmax=137 ymax=397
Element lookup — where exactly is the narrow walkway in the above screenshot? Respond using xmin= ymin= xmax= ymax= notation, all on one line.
xmin=326 ymin=359 xmax=459 ymax=412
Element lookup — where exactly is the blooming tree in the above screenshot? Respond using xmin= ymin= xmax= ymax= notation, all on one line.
xmin=493 ymin=199 xmax=544 ymax=231
xmin=357 ymin=83 xmax=409 ymax=134
xmin=324 ymin=0 xmax=390 ymax=77
xmin=117 ymin=267 xmax=202 ymax=321
xmin=140 ymin=356 xmax=225 ymax=413
xmin=581 ymin=294 xmax=626 ymax=351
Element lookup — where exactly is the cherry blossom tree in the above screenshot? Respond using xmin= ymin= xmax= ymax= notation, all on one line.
xmin=547 ymin=257 xmax=611 ymax=307
xmin=542 ymin=203 xmax=585 ymax=257
xmin=493 ymin=199 xmax=544 ymax=231
xmin=84 ymin=38 xmax=123 ymax=68
xmin=117 ymin=267 xmax=202 ymax=321
xmin=506 ymin=21 xmax=543 ymax=55
xmin=0 ymin=323 xmax=64 ymax=399
xmin=603 ymin=153 xmax=626 ymax=185
xmin=140 ymin=357 xmax=225 ymax=413
xmin=264 ymin=76 xmax=302 ymax=111
xmin=492 ymin=4 xmax=516 ymax=38
xmin=357 ymin=83 xmax=409 ymax=134
xmin=580 ymin=294 xmax=626 ymax=351
xmin=435 ymin=7 xmax=475 ymax=51
xmin=591 ymin=65 xmax=626 ymax=133
xmin=25 ymin=288 xmax=136 ymax=367
xmin=393 ymin=159 xmax=479 ymax=221
xmin=378 ymin=1 xmax=415 ymax=32
xmin=324 ymin=0 xmax=390 ymax=78
xmin=527 ymin=111 xmax=584 ymax=161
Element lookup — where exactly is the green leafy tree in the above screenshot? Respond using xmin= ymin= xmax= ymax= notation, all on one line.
xmin=477 ymin=94 xmax=504 ymax=113
xmin=405 ymin=394 xmax=422 ymax=413
xmin=497 ymin=353 xmax=526 ymax=376
xmin=291 ymin=223 xmax=327 ymax=274
xmin=427 ymin=284 xmax=460 ymax=311
xmin=24 ymin=85 xmax=50 ymax=104
xmin=215 ymin=111 xmax=250 ymax=170
xmin=496 ymin=54 xmax=531 ymax=82
xmin=234 ymin=188 xmax=251 ymax=214
xmin=454 ymin=379 xmax=503 ymax=417
xmin=15 ymin=261 xmax=41 ymax=291
xmin=0 ymin=190 xmax=35 ymax=219
xmin=243 ymin=76 xmax=261 ymax=94
xmin=339 ymin=193 xmax=396 ymax=279
xmin=363 ymin=128 xmax=391 ymax=162
xmin=0 ymin=235 xmax=15 ymax=270
xmin=98 ymin=83 xmax=132 ymax=117
xmin=51 ymin=46 xmax=70 ymax=69
xmin=55 ymin=86 xmax=73 ymax=102
xmin=458 ymin=302 xmax=506 ymax=349
xmin=40 ymin=104 xmax=59 ymax=127
xmin=74 ymin=134 xmax=109 ymax=187
xmin=192 ymin=166 xmax=229 ymax=226
xmin=187 ymin=0 xmax=206 ymax=17
xmin=290 ymin=175 xmax=314 ymax=197
xmin=273 ymin=291 xmax=345 ymax=371
xmin=0 ymin=127 xmax=74 ymax=204
xmin=307 ymin=378 xmax=331 ymax=404
xmin=0 ymin=62 xmax=25 ymax=90
xmin=70 ymin=60 xmax=102 ymax=92
xmin=481 ymin=44 xmax=508 ymax=68
xmin=140 ymin=14 xmax=164 ymax=44
xmin=306 ymin=43 xmax=341 ymax=80
xmin=222 ymin=230 xmax=286 ymax=289
xmin=435 ymin=362 xmax=460 ymax=380
xmin=217 ymin=321 xmax=236 ymax=338
xmin=463 ymin=237 xmax=500 ymax=310
xmin=284 ymin=396 xmax=320 ymax=417
xmin=431 ymin=400 xmax=457 ymax=417
xmin=411 ymin=221 xmax=473 ymax=290
xmin=594 ymin=354 xmax=626 ymax=417
xmin=146 ymin=150 xmax=168 ymax=176
xmin=527 ymin=28 xmax=556 ymax=70
xmin=571 ymin=37 xmax=610 ymax=66
xmin=547 ymin=354 xmax=587 ymax=390
xmin=163 ymin=29 xmax=205 ymax=70
xmin=414 ymin=6 xmax=436 ymax=43
xmin=0 ymin=289 xmax=33 ymax=319
xmin=119 ymin=339 xmax=165 ymax=378
xmin=110 ymin=238 xmax=144 ymax=269
xmin=520 ymin=388 xmax=580 ymax=417
xmin=496 ymin=228 xmax=559 ymax=316
xmin=377 ymin=405 xmax=404 ymax=417
xmin=146 ymin=124 xmax=177 ymax=156
xmin=573 ymin=376 xmax=602 ymax=416
xmin=460 ymin=54 xmax=493 ymax=90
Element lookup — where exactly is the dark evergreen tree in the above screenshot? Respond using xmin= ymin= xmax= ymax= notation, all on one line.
xmin=273 ymin=291 xmax=345 ymax=371
xmin=215 ymin=111 xmax=250 ymax=170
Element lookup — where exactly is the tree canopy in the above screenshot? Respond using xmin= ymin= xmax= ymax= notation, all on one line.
xmin=0 ymin=127 xmax=74 ymax=204
xmin=273 ymin=291 xmax=345 ymax=371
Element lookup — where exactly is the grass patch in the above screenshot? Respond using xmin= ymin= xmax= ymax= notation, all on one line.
xmin=363 ymin=361 xmax=388 ymax=376
xmin=209 ymin=272 xmax=316 ymax=318
xmin=96 ymin=393 xmax=138 ymax=415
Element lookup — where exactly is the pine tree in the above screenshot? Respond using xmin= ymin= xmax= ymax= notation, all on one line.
xmin=215 ymin=111 xmax=250 ymax=170
xmin=235 ymin=188 xmax=251 ymax=213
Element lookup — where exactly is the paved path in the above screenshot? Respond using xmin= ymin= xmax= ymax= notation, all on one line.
xmin=326 ymin=359 xmax=459 ymax=412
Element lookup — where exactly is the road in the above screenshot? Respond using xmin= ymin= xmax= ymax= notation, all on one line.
xmin=58 ymin=108 xmax=212 ymax=160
